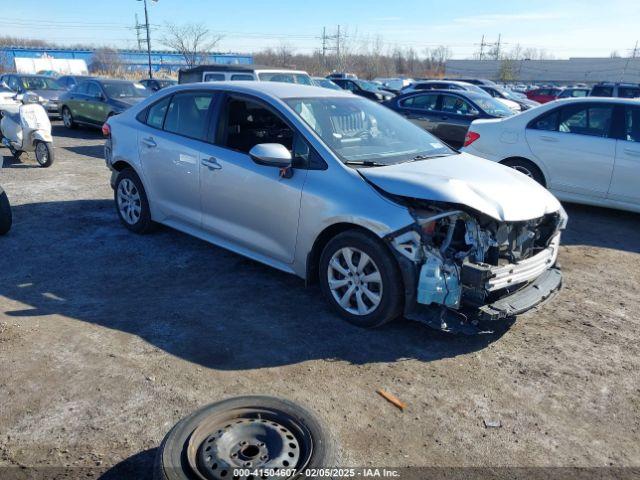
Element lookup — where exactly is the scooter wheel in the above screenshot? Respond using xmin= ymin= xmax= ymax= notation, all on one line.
xmin=34 ymin=141 xmax=54 ymax=168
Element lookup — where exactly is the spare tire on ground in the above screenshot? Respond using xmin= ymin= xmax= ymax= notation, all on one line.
xmin=154 ymin=396 xmax=340 ymax=480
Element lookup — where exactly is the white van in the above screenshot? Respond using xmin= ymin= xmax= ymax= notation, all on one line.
xmin=178 ymin=65 xmax=312 ymax=85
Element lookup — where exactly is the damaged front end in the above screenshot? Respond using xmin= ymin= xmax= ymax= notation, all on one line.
xmin=385 ymin=200 xmax=567 ymax=334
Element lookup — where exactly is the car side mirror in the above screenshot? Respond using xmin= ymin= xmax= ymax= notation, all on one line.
xmin=249 ymin=143 xmax=293 ymax=177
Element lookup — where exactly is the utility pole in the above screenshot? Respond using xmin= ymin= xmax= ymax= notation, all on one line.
xmin=620 ymin=40 xmax=639 ymax=82
xmin=137 ymin=0 xmax=155 ymax=79
xmin=478 ymin=34 xmax=486 ymax=60
xmin=336 ymin=24 xmax=341 ymax=69
xmin=134 ymin=14 xmax=144 ymax=51
xmin=495 ymin=34 xmax=502 ymax=60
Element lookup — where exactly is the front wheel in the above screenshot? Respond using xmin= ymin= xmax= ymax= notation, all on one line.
xmin=319 ymin=230 xmax=404 ymax=328
xmin=34 ymin=141 xmax=54 ymax=167
xmin=0 ymin=189 xmax=12 ymax=235
xmin=501 ymin=158 xmax=546 ymax=186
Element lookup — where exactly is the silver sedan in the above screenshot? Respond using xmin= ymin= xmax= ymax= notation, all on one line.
xmin=104 ymin=82 xmax=566 ymax=333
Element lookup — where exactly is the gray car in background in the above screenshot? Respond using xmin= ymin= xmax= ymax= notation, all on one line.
xmin=0 ymin=73 xmax=65 ymax=116
xmin=104 ymin=82 xmax=565 ymax=333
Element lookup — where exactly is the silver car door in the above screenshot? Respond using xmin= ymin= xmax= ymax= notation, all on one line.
xmin=609 ymin=104 xmax=640 ymax=205
xmin=138 ymin=91 xmax=216 ymax=227
xmin=525 ymin=103 xmax=616 ymax=197
xmin=198 ymin=95 xmax=307 ymax=264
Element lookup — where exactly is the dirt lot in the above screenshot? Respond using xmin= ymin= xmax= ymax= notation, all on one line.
xmin=1 ymin=122 xmax=639 ymax=478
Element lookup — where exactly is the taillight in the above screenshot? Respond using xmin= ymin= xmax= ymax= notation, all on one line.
xmin=463 ymin=131 xmax=480 ymax=147
xmin=101 ymin=122 xmax=111 ymax=137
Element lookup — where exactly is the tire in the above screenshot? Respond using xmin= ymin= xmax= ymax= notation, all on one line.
xmin=114 ymin=168 xmax=154 ymax=234
xmin=61 ymin=106 xmax=76 ymax=129
xmin=0 ymin=189 xmax=12 ymax=235
xmin=154 ymin=396 xmax=340 ymax=480
xmin=319 ymin=230 xmax=403 ymax=328
xmin=34 ymin=140 xmax=54 ymax=167
xmin=501 ymin=158 xmax=546 ymax=186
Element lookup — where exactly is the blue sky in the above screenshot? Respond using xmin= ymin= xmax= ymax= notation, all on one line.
xmin=1 ymin=0 xmax=638 ymax=58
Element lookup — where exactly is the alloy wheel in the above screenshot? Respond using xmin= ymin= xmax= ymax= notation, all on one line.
xmin=35 ymin=142 xmax=49 ymax=166
xmin=327 ymin=247 xmax=383 ymax=315
xmin=117 ymin=178 xmax=142 ymax=225
xmin=62 ymin=109 xmax=72 ymax=127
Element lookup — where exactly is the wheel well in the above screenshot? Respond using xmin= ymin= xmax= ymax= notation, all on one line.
xmin=500 ymin=156 xmax=546 ymax=187
xmin=111 ymin=160 xmax=134 ymax=172
xmin=305 ymin=223 xmax=389 ymax=285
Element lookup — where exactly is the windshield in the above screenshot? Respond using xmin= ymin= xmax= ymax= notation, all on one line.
xmin=103 ymin=81 xmax=150 ymax=99
xmin=285 ymin=96 xmax=455 ymax=166
xmin=357 ymin=80 xmax=383 ymax=92
xmin=158 ymin=80 xmax=177 ymax=88
xmin=314 ymin=78 xmax=342 ymax=91
xmin=258 ymin=72 xmax=312 ymax=85
xmin=20 ymin=76 xmax=63 ymax=91
xmin=467 ymin=93 xmax=515 ymax=117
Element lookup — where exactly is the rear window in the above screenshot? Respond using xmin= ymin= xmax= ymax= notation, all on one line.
xmin=230 ymin=74 xmax=254 ymax=81
xmin=529 ymin=109 xmax=560 ymax=131
xmin=203 ymin=73 xmax=226 ymax=82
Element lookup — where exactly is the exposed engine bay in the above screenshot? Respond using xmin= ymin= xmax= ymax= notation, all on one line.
xmin=386 ymin=197 xmax=567 ymax=332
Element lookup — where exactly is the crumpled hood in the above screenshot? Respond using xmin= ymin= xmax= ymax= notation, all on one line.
xmin=360 ymin=152 xmax=561 ymax=222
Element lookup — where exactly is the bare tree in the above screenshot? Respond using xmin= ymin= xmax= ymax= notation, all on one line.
xmin=162 ymin=23 xmax=223 ymax=68
xmin=89 ymin=48 xmax=124 ymax=74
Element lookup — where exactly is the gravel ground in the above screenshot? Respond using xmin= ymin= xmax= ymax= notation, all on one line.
xmin=0 ymin=122 xmax=639 ymax=479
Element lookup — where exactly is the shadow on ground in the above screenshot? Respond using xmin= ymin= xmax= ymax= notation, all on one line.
xmin=63 ymin=144 xmax=105 ymax=159
xmin=561 ymin=202 xmax=640 ymax=254
xmin=0 ymin=199 xmax=507 ymax=370
xmin=51 ymin=123 xmax=102 ymax=140
xmin=99 ymin=448 xmax=156 ymax=480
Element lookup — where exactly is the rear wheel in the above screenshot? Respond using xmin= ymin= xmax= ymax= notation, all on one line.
xmin=501 ymin=158 xmax=546 ymax=186
xmin=34 ymin=140 xmax=54 ymax=167
xmin=114 ymin=168 xmax=154 ymax=234
xmin=8 ymin=145 xmax=23 ymax=160
xmin=62 ymin=106 xmax=76 ymax=129
xmin=319 ymin=230 xmax=403 ymax=328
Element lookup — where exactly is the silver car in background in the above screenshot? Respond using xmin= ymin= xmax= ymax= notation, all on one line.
xmin=104 ymin=82 xmax=566 ymax=333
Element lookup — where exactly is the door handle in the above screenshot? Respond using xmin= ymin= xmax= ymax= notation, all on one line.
xmin=201 ymin=157 xmax=222 ymax=170
xmin=141 ymin=137 xmax=157 ymax=148
xmin=540 ymin=136 xmax=558 ymax=142
xmin=624 ymin=148 xmax=640 ymax=157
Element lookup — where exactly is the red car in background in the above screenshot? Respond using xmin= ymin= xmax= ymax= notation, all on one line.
xmin=526 ymin=87 xmax=563 ymax=103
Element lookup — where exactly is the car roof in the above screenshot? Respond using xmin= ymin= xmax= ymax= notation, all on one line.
xmin=163 ymin=81 xmax=351 ymax=99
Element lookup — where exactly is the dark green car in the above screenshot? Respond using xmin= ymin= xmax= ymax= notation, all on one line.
xmin=59 ymin=79 xmax=150 ymax=129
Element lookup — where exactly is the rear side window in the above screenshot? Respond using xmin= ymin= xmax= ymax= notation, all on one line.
xmin=624 ymin=106 xmax=640 ymax=142
xmin=529 ymin=109 xmax=560 ymax=131
xmin=558 ymin=104 xmax=613 ymax=137
xmin=230 ymin=74 xmax=254 ymax=81
xmin=146 ymin=96 xmax=171 ymax=129
xmin=590 ymin=86 xmax=613 ymax=97
xmin=203 ymin=73 xmax=225 ymax=82
xmin=400 ymin=94 xmax=438 ymax=110
xmin=163 ymin=92 xmax=215 ymax=141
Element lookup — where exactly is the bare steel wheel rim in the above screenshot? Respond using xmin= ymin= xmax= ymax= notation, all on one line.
xmin=35 ymin=142 xmax=48 ymax=165
xmin=186 ymin=408 xmax=313 ymax=480
xmin=117 ymin=178 xmax=141 ymax=225
xmin=62 ymin=108 xmax=72 ymax=127
xmin=512 ymin=165 xmax=533 ymax=178
xmin=327 ymin=247 xmax=383 ymax=316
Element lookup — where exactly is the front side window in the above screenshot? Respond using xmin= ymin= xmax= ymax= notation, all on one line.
xmin=87 ymin=83 xmax=102 ymax=98
xmin=220 ymin=98 xmax=294 ymax=153
xmin=146 ymin=96 xmax=171 ymax=129
xmin=624 ymin=106 xmax=640 ymax=142
xmin=619 ymin=87 xmax=640 ymax=98
xmin=75 ymin=82 xmax=89 ymax=95
xmin=558 ymin=105 xmax=613 ymax=137
xmin=164 ymin=92 xmax=215 ymax=141
xmin=285 ymin=96 xmax=454 ymax=166
xmin=102 ymin=81 xmax=150 ymax=99
xmin=400 ymin=94 xmax=438 ymax=110
xmin=441 ymin=95 xmax=473 ymax=115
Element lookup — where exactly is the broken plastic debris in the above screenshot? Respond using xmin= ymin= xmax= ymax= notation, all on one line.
xmin=483 ymin=418 xmax=502 ymax=428
xmin=377 ymin=389 xmax=407 ymax=410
